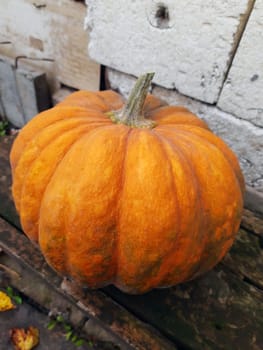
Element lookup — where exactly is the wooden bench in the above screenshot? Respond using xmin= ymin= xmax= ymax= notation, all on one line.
xmin=1 ymin=134 xmax=263 ymax=350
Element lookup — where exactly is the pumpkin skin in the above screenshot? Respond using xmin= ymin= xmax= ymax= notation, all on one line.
xmin=10 ymin=86 xmax=244 ymax=294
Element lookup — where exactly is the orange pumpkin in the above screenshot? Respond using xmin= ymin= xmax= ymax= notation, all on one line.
xmin=10 ymin=73 xmax=244 ymax=294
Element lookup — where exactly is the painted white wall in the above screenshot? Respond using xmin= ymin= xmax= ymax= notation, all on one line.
xmin=85 ymin=0 xmax=251 ymax=103
xmin=218 ymin=0 xmax=263 ymax=127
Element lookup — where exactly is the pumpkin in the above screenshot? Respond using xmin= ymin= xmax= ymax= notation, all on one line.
xmin=10 ymin=73 xmax=244 ymax=294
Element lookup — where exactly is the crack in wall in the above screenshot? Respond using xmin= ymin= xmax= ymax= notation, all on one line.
xmin=217 ymin=0 xmax=257 ymax=100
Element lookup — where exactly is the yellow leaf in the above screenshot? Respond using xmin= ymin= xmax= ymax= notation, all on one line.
xmin=0 ymin=290 xmax=15 ymax=311
xmin=10 ymin=326 xmax=39 ymax=350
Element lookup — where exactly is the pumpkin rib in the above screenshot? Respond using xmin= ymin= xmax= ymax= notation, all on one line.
xmin=96 ymin=90 xmax=125 ymax=111
xmin=13 ymin=118 xmax=111 ymax=211
xmin=113 ymin=128 xmax=133 ymax=283
xmin=187 ymin=125 xmax=245 ymax=193
xmin=63 ymin=124 xmax=131 ymax=287
xmin=151 ymin=105 xmax=190 ymax=115
xmin=155 ymin=130 xmax=213 ymax=283
xmin=152 ymin=130 xmax=205 ymax=287
xmin=143 ymin=94 xmax=167 ymax=115
xmin=10 ymin=106 xmax=108 ymax=171
xmin=155 ymin=126 xmax=243 ymax=279
xmin=39 ymin=124 xmax=130 ymax=286
xmin=116 ymin=130 xmax=181 ymax=293
xmin=145 ymin=131 xmax=182 ymax=289
xmin=140 ymin=129 xmax=194 ymax=292
xmin=58 ymin=90 xmax=125 ymax=113
xmin=156 ymin=124 xmax=245 ymax=194
xmin=19 ymin=122 xmax=111 ymax=242
xmin=68 ymin=124 xmax=128 ymax=287
xmin=115 ymin=129 xmax=182 ymax=293
xmin=159 ymin=125 xmax=243 ymax=209
xmin=149 ymin=105 xmax=209 ymax=128
xmin=57 ymin=91 xmax=110 ymax=112
xmin=13 ymin=115 xmax=110 ymax=172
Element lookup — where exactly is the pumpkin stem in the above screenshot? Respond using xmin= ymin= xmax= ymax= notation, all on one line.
xmin=109 ymin=73 xmax=156 ymax=128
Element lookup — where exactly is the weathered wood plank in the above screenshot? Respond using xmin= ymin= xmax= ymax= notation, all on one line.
xmin=0 ymin=58 xmax=25 ymax=128
xmin=15 ymin=67 xmax=52 ymax=123
xmin=2 ymin=221 xmax=263 ymax=350
xmin=105 ymin=266 xmax=263 ymax=350
xmin=52 ymin=87 xmax=75 ymax=105
xmin=0 ymin=253 xmax=122 ymax=349
xmin=0 ymin=217 xmax=176 ymax=350
xmin=241 ymin=208 xmax=263 ymax=235
xmin=0 ymin=0 xmax=100 ymax=92
xmin=244 ymin=188 xmax=263 ymax=217
xmin=222 ymin=228 xmax=263 ymax=289
xmin=0 ymin=135 xmax=21 ymax=228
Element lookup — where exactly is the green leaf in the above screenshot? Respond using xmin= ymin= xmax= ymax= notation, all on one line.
xmin=56 ymin=314 xmax=64 ymax=323
xmin=71 ymin=334 xmax=78 ymax=343
xmin=88 ymin=340 xmax=94 ymax=347
xmin=63 ymin=324 xmax=72 ymax=332
xmin=6 ymin=286 xmax=13 ymax=296
xmin=47 ymin=319 xmax=57 ymax=330
xmin=65 ymin=331 xmax=73 ymax=341
xmin=5 ymin=287 xmax=22 ymax=304
xmin=14 ymin=295 xmax=23 ymax=305
xmin=75 ymin=339 xmax=84 ymax=347
xmin=0 ymin=121 xmax=8 ymax=136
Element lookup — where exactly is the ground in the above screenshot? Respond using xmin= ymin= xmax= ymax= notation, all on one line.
xmin=0 ymin=286 xmax=120 ymax=350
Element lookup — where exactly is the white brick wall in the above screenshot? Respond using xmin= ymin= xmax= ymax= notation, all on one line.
xmin=85 ymin=0 xmax=252 ymax=103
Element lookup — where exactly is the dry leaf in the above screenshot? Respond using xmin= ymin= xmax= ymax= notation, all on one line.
xmin=10 ymin=326 xmax=39 ymax=350
xmin=0 ymin=290 xmax=15 ymax=311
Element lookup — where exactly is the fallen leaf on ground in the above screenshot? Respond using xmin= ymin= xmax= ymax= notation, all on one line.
xmin=10 ymin=326 xmax=39 ymax=350
xmin=0 ymin=290 xmax=15 ymax=311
